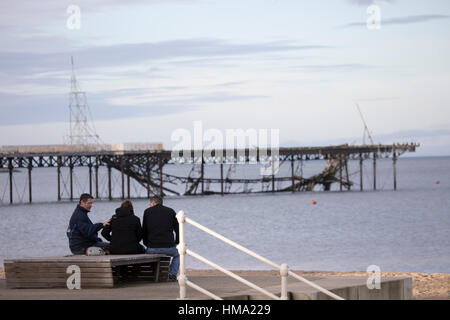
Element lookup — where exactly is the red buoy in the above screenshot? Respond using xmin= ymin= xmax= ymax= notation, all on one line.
xmin=310 ymin=200 xmax=317 ymax=205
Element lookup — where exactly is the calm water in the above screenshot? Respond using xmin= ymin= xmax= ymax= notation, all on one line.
xmin=0 ymin=156 xmax=449 ymax=273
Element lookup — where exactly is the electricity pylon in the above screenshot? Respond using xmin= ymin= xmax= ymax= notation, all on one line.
xmin=66 ymin=56 xmax=101 ymax=146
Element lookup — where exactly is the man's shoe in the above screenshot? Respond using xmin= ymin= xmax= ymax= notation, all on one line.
xmin=167 ymin=274 xmax=177 ymax=282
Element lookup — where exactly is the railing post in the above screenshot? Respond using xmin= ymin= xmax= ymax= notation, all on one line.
xmin=280 ymin=263 xmax=289 ymax=300
xmin=176 ymin=210 xmax=187 ymax=300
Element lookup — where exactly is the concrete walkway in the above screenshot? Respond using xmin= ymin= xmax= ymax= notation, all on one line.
xmin=0 ymin=272 xmax=412 ymax=300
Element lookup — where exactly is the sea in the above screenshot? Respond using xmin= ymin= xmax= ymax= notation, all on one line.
xmin=0 ymin=156 xmax=449 ymax=273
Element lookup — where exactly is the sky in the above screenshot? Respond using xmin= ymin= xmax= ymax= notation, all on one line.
xmin=0 ymin=0 xmax=449 ymax=156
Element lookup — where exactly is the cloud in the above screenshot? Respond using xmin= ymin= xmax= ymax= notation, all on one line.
xmin=0 ymin=35 xmax=327 ymax=127
xmin=377 ymin=129 xmax=450 ymax=140
xmin=0 ymin=87 xmax=268 ymax=126
xmin=0 ymin=39 xmax=328 ymax=76
xmin=0 ymin=93 xmax=67 ymax=125
xmin=108 ymin=90 xmax=267 ymax=106
xmin=0 ymin=1 xmax=196 ymax=24
xmin=0 ymin=0 xmax=201 ymax=54
xmin=214 ymin=81 xmax=246 ymax=88
xmin=346 ymin=0 xmax=395 ymax=6
xmin=341 ymin=14 xmax=450 ymax=28
xmin=354 ymin=97 xmax=399 ymax=102
xmin=291 ymin=64 xmax=373 ymax=73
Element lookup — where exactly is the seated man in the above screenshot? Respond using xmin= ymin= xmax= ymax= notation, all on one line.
xmin=142 ymin=196 xmax=179 ymax=281
xmin=67 ymin=193 xmax=111 ymax=255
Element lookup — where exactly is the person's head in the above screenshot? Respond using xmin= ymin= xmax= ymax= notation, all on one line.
xmin=79 ymin=193 xmax=94 ymax=211
xmin=121 ymin=200 xmax=134 ymax=213
xmin=149 ymin=195 xmax=163 ymax=207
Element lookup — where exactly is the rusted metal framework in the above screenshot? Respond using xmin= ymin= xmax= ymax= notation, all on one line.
xmin=0 ymin=143 xmax=419 ymax=204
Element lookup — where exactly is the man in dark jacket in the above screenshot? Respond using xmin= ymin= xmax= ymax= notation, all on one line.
xmin=101 ymin=200 xmax=144 ymax=254
xmin=67 ymin=193 xmax=111 ymax=255
xmin=142 ymin=196 xmax=179 ymax=281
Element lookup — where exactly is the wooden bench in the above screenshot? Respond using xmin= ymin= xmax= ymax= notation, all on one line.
xmin=4 ymin=254 xmax=172 ymax=289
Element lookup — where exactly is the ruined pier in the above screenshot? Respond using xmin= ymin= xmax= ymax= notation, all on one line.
xmin=0 ymin=143 xmax=419 ymax=204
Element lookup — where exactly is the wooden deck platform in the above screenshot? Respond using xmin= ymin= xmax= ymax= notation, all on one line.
xmin=4 ymin=254 xmax=171 ymax=289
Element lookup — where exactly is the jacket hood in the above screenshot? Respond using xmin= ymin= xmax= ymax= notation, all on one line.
xmin=115 ymin=207 xmax=134 ymax=218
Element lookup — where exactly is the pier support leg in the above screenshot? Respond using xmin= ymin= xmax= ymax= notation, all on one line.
xmin=57 ymin=156 xmax=61 ymax=201
xmin=272 ymin=174 xmax=275 ymax=192
xmin=8 ymin=159 xmax=13 ymax=204
xmin=95 ymin=159 xmax=99 ymax=199
xmin=108 ymin=165 xmax=112 ymax=200
xmin=345 ymin=157 xmax=350 ymax=191
xmin=88 ymin=161 xmax=93 ymax=196
xmin=127 ymin=172 xmax=131 ymax=199
xmin=146 ymin=159 xmax=151 ymax=199
xmin=373 ymin=152 xmax=377 ymax=191
xmin=271 ymin=157 xmax=275 ymax=192
xmin=201 ymin=151 xmax=204 ymax=195
xmin=339 ymin=156 xmax=343 ymax=191
xmin=69 ymin=158 xmax=73 ymax=201
xmin=121 ymin=157 xmax=125 ymax=200
xmin=291 ymin=158 xmax=295 ymax=193
xmin=393 ymin=150 xmax=397 ymax=191
xmin=359 ymin=155 xmax=363 ymax=192
xmin=159 ymin=159 xmax=163 ymax=197
xmin=28 ymin=160 xmax=32 ymax=203
xmin=220 ymin=163 xmax=224 ymax=196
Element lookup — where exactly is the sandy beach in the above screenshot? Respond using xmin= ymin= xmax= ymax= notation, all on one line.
xmin=0 ymin=266 xmax=448 ymax=300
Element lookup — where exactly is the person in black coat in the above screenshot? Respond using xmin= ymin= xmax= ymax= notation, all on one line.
xmin=142 ymin=196 xmax=179 ymax=281
xmin=101 ymin=200 xmax=145 ymax=254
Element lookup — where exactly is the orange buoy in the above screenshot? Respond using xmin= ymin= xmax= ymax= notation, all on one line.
xmin=435 ymin=180 xmax=440 ymax=184
xmin=310 ymin=200 xmax=317 ymax=205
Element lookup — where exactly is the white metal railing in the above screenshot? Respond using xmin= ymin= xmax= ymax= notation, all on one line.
xmin=176 ymin=210 xmax=344 ymax=300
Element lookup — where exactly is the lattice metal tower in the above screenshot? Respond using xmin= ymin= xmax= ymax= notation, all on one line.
xmin=355 ymin=102 xmax=374 ymax=145
xmin=66 ymin=56 xmax=101 ymax=145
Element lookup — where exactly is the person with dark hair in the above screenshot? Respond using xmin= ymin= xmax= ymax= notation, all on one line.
xmin=101 ymin=200 xmax=145 ymax=254
xmin=67 ymin=193 xmax=111 ymax=255
xmin=142 ymin=196 xmax=179 ymax=281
